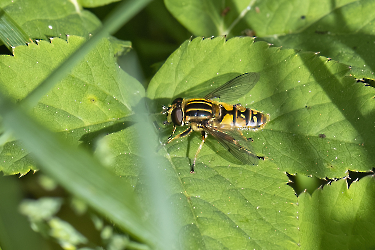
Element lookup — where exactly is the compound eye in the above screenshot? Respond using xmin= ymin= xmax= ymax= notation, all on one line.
xmin=171 ymin=107 xmax=183 ymax=126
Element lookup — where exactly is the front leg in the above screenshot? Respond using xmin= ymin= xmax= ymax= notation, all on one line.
xmin=167 ymin=126 xmax=193 ymax=144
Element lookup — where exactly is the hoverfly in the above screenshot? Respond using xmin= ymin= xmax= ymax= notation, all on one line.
xmin=162 ymin=72 xmax=269 ymax=173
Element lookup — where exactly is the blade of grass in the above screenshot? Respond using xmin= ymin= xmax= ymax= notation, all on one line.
xmin=133 ymin=99 xmax=178 ymax=249
xmin=0 ymin=9 xmax=31 ymax=50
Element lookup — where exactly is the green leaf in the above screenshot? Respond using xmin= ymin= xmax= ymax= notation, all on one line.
xmin=0 ymin=0 xmax=101 ymax=43
xmin=148 ymin=36 xmax=375 ymax=178
xmin=108 ymin=36 xmax=132 ymax=56
xmin=144 ymin=36 xmax=375 ymax=248
xmin=17 ymin=0 xmax=150 ymax=110
xmin=48 ymin=217 xmax=88 ymax=249
xmin=0 ymin=35 xmax=144 ymax=175
xmin=109 ymin=125 xmax=299 ymax=249
xmin=20 ymin=198 xmax=88 ymax=249
xmin=299 ymin=176 xmax=375 ymax=249
xmin=19 ymin=197 xmax=63 ymax=221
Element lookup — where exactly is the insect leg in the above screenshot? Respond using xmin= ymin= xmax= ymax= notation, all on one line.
xmin=191 ymin=131 xmax=208 ymax=173
xmin=167 ymin=126 xmax=177 ymax=142
xmin=237 ymin=130 xmax=263 ymax=159
xmin=167 ymin=126 xmax=192 ymax=144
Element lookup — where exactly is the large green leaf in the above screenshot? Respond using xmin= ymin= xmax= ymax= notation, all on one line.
xmin=141 ymin=36 xmax=375 ymax=248
xmin=0 ymin=35 xmax=144 ymax=175
xmin=165 ymin=0 xmax=375 ymax=79
xmin=148 ymin=36 xmax=375 ymax=178
xmin=106 ymin=123 xmax=299 ymax=249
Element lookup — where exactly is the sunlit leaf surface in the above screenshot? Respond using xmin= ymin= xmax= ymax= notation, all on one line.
xmin=143 ymin=36 xmax=375 ymax=249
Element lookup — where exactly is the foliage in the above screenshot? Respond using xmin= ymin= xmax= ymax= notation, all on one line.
xmin=0 ymin=0 xmax=374 ymax=249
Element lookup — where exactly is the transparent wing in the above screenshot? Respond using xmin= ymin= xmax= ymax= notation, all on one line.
xmin=174 ymin=72 xmax=241 ymax=100
xmin=204 ymin=72 xmax=260 ymax=102
xmin=203 ymin=127 xmax=261 ymax=165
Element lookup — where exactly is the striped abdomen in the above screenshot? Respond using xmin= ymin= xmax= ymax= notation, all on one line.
xmin=212 ymin=102 xmax=269 ymax=130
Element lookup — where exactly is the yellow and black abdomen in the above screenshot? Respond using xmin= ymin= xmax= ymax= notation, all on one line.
xmin=212 ymin=102 xmax=269 ymax=130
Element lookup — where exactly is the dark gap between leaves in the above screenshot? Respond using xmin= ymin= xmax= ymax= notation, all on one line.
xmin=286 ymin=168 xmax=374 ymax=196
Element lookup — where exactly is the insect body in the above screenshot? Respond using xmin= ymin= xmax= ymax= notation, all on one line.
xmin=163 ymin=72 xmax=269 ymax=173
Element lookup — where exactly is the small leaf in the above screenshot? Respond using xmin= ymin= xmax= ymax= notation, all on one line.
xmin=49 ymin=217 xmax=88 ymax=248
xmin=19 ymin=197 xmax=63 ymax=221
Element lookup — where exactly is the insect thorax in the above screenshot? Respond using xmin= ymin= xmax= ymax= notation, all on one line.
xmin=184 ymin=99 xmax=215 ymax=123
